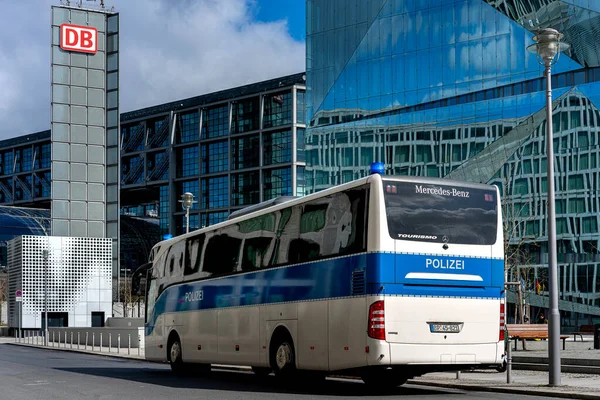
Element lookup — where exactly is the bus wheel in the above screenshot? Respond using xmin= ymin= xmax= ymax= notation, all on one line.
xmin=168 ymin=336 xmax=185 ymax=375
xmin=271 ymin=334 xmax=296 ymax=379
xmin=361 ymin=369 xmax=407 ymax=388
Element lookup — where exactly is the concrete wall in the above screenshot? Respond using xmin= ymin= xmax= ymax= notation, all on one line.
xmin=106 ymin=317 xmax=143 ymax=328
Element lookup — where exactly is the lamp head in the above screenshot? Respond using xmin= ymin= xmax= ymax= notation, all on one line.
xmin=527 ymin=28 xmax=570 ymax=64
xmin=181 ymin=192 xmax=195 ymax=209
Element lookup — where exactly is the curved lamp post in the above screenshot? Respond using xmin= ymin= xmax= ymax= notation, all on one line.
xmin=526 ymin=28 xmax=570 ymax=387
xmin=178 ymin=192 xmax=197 ymax=234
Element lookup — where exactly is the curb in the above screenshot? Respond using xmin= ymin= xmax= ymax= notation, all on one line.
xmin=411 ymin=380 xmax=600 ymax=400
xmin=8 ymin=342 xmax=147 ymax=362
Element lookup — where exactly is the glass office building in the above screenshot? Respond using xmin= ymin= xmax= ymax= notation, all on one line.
xmin=120 ymin=73 xmax=307 ymax=236
xmin=0 ymin=74 xmax=306 ymax=273
xmin=306 ymin=0 xmax=600 ymax=324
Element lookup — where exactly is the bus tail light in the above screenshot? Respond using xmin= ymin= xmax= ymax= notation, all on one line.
xmin=368 ymin=300 xmax=385 ymax=340
xmin=499 ymin=302 xmax=505 ymax=341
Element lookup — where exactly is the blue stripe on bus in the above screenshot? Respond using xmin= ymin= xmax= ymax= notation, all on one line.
xmin=146 ymin=252 xmax=504 ymax=334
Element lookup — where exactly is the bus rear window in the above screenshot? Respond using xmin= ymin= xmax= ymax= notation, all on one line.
xmin=383 ymin=180 xmax=497 ymax=245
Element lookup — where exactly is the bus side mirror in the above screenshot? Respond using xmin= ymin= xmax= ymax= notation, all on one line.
xmin=132 ymin=263 xmax=151 ymax=296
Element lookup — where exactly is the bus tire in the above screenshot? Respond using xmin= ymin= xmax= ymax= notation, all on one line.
xmin=168 ymin=333 xmax=185 ymax=375
xmin=270 ymin=332 xmax=296 ymax=380
xmin=361 ymin=369 xmax=407 ymax=388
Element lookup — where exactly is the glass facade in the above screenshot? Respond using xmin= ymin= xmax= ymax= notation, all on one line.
xmin=307 ymin=0 xmax=600 ymax=324
xmin=116 ymin=73 xmax=306 ymax=237
xmin=0 ymin=133 xmax=52 ymax=205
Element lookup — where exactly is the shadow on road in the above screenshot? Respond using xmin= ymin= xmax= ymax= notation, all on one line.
xmin=53 ymin=366 xmax=453 ymax=397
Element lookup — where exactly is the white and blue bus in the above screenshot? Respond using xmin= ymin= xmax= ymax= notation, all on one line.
xmin=132 ymin=173 xmax=505 ymax=387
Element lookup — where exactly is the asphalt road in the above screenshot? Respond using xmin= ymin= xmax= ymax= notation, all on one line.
xmin=0 ymin=343 xmax=550 ymax=400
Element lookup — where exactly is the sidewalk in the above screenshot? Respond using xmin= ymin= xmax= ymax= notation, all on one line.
xmin=4 ymin=336 xmax=600 ymax=399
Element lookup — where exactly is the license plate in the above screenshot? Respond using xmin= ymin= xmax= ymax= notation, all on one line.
xmin=430 ymin=323 xmax=462 ymax=333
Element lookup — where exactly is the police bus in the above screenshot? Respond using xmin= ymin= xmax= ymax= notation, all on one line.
xmin=132 ymin=172 xmax=505 ymax=387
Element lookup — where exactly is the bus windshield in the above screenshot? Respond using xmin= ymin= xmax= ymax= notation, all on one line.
xmin=383 ymin=180 xmax=497 ymax=245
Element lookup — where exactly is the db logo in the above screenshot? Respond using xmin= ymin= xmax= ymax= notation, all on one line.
xmin=60 ymin=24 xmax=98 ymax=54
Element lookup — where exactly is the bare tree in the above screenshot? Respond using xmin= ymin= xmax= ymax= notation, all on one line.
xmin=0 ymin=270 xmax=7 ymax=325
xmin=500 ymin=178 xmax=539 ymax=324
xmin=119 ymin=277 xmax=144 ymax=318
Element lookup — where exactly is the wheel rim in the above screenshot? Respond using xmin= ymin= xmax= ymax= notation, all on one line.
xmin=275 ymin=342 xmax=292 ymax=370
xmin=170 ymin=341 xmax=181 ymax=363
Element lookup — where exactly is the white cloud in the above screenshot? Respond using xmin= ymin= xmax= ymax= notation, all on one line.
xmin=0 ymin=0 xmax=305 ymax=139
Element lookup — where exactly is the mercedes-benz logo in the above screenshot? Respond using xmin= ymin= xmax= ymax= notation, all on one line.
xmin=442 ymin=236 xmax=449 ymax=243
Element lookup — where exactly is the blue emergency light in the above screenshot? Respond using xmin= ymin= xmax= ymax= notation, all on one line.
xmin=369 ymin=161 xmax=385 ymax=175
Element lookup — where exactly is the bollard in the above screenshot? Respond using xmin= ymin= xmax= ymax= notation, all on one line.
xmin=70 ymin=332 xmax=73 ymax=349
xmin=507 ymin=344 xmax=512 ymax=384
xmin=85 ymin=332 xmax=89 ymax=350
xmin=456 ymin=370 xmax=461 ymax=379
xmin=52 ymin=331 xmax=55 ymax=346
xmin=92 ymin=333 xmax=95 ymax=352
xmin=118 ymin=334 xmax=121 ymax=354
xmin=77 ymin=332 xmax=80 ymax=350
xmin=138 ymin=334 xmax=141 ymax=356
xmin=128 ymin=334 xmax=131 ymax=355
xmin=14 ymin=330 xmax=17 ymax=342
xmin=100 ymin=333 xmax=103 ymax=352
xmin=109 ymin=333 xmax=112 ymax=352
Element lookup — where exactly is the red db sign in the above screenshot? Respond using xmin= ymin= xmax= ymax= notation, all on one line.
xmin=60 ymin=24 xmax=98 ymax=54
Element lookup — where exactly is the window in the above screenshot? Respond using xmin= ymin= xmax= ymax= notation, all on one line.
xmin=121 ymin=123 xmax=145 ymax=152
xmin=202 ymin=141 xmax=228 ymax=174
xmin=176 ymin=146 xmax=198 ymax=177
xmin=206 ymin=104 xmax=229 ymax=138
xmin=263 ymin=92 xmax=292 ymax=128
xmin=241 ymin=237 xmax=273 ymax=271
xmin=263 ymin=130 xmax=292 ymax=165
xmin=185 ymin=233 xmax=205 ymax=276
xmin=296 ymin=90 xmax=306 ymax=124
xmin=232 ymin=97 xmax=259 ymax=134
xmin=231 ymin=135 xmax=260 ymax=170
xmin=273 ymin=186 xmax=368 ymax=265
xmin=148 ymin=117 xmax=169 ymax=148
xmin=201 ymin=176 xmax=228 ymax=209
xmin=176 ymin=111 xmax=199 ymax=143
xmin=232 ymin=171 xmax=260 ymax=206
xmin=384 ymin=180 xmax=497 ymax=245
xmin=296 ymin=128 xmax=306 ymax=162
xmin=146 ymin=151 xmax=169 ymax=181
xmin=263 ymin=168 xmax=292 ymax=200
xmin=203 ymin=231 xmax=242 ymax=275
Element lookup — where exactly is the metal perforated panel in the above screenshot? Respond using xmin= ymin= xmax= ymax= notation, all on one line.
xmin=8 ymin=235 xmax=112 ymax=328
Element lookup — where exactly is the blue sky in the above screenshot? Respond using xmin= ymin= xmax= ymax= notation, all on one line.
xmin=0 ymin=0 xmax=306 ymax=139
xmin=255 ymin=0 xmax=306 ymax=41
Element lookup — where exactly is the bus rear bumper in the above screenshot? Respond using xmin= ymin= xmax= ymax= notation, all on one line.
xmin=380 ymin=342 xmax=503 ymax=367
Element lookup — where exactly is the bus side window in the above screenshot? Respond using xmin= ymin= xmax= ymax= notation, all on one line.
xmin=288 ymin=238 xmax=320 ymax=263
xmin=185 ymin=234 xmax=205 ymax=276
xmin=241 ymin=237 xmax=272 ymax=271
xmin=203 ymin=231 xmax=242 ymax=276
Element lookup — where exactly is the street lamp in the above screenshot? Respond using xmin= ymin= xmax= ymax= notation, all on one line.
xmin=42 ymin=249 xmax=49 ymax=346
xmin=178 ymin=192 xmax=197 ymax=234
xmin=527 ymin=28 xmax=570 ymax=387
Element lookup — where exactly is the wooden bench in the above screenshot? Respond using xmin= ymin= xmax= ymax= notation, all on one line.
xmin=506 ymin=324 xmax=569 ymax=351
xmin=572 ymin=325 xmax=595 ymax=342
